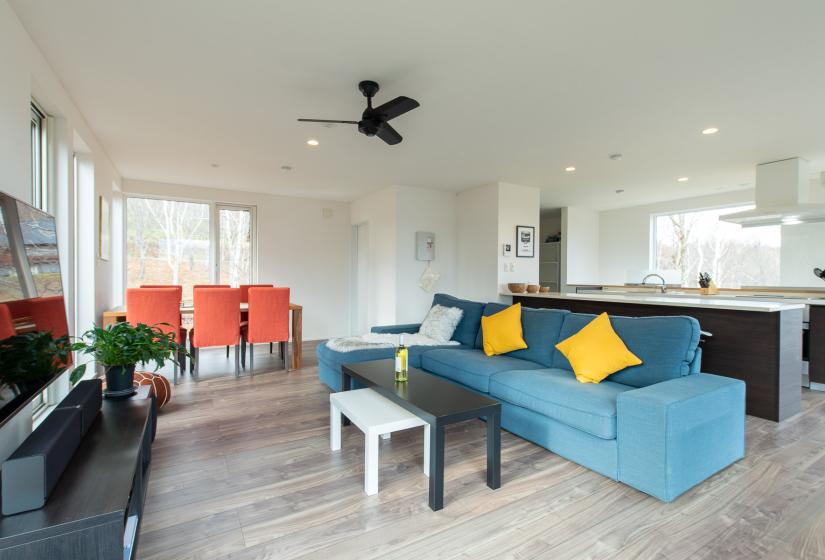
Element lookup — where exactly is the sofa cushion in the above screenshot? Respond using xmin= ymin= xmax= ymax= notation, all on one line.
xmin=432 ymin=293 xmax=485 ymax=347
xmin=551 ymin=313 xmax=701 ymax=388
xmin=489 ymin=368 xmax=634 ymax=440
xmin=555 ymin=312 xmax=642 ymax=383
xmin=316 ymin=340 xmax=467 ymax=371
xmin=480 ymin=303 xmax=528 ymax=356
xmin=475 ymin=303 xmax=568 ymax=367
xmin=421 ymin=348 xmax=543 ymax=393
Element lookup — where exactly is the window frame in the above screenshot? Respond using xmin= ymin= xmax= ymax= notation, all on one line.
xmin=122 ymin=194 xmax=258 ymax=298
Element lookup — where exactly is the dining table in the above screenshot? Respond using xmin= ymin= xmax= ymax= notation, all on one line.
xmin=101 ymin=302 xmax=304 ymax=370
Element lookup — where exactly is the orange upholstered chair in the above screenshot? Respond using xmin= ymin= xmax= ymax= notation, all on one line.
xmin=190 ymin=288 xmax=241 ymax=379
xmin=27 ymin=296 xmax=69 ymax=339
xmin=239 ymin=284 xmax=273 ymax=348
xmin=127 ymin=288 xmax=187 ymax=384
xmin=241 ymin=287 xmax=290 ymax=375
xmin=0 ymin=304 xmax=16 ymax=340
xmin=193 ymin=285 xmax=231 ymax=356
xmin=140 ymin=284 xmax=183 ymax=301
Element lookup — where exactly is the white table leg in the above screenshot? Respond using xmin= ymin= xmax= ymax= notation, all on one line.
xmin=381 ymin=433 xmax=391 ymax=440
xmin=423 ymin=424 xmax=430 ymax=478
xmin=365 ymin=430 xmax=379 ymax=495
xmin=330 ymin=401 xmax=341 ymax=451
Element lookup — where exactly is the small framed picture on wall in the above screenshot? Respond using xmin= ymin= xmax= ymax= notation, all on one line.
xmin=516 ymin=225 xmax=534 ymax=258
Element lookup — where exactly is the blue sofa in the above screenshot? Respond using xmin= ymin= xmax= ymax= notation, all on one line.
xmin=317 ymin=293 xmax=746 ymax=502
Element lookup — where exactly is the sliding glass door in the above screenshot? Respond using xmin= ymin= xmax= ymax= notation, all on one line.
xmin=125 ymin=197 xmax=211 ymax=301
xmin=216 ymin=204 xmax=254 ymax=286
xmin=125 ymin=197 xmax=256 ymax=301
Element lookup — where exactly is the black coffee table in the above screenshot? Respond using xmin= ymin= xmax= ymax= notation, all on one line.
xmin=340 ymin=359 xmax=502 ymax=511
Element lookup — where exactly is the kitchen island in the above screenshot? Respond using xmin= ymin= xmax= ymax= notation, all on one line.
xmin=504 ymin=291 xmax=805 ymax=422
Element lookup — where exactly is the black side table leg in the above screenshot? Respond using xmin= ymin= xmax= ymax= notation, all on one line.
xmin=428 ymin=423 xmax=445 ymax=511
xmin=487 ymin=408 xmax=501 ymax=490
xmin=340 ymin=371 xmax=351 ymax=426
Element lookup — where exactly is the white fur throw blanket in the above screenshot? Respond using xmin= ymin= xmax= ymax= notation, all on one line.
xmin=326 ymin=332 xmax=459 ymax=352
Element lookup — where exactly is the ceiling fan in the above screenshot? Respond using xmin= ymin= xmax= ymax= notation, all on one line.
xmin=298 ymin=80 xmax=419 ymax=145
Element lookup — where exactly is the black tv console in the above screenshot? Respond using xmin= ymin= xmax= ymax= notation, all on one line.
xmin=0 ymin=388 xmax=155 ymax=560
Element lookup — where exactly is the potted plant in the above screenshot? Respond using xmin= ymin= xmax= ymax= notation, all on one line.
xmin=71 ymin=322 xmax=189 ymax=398
xmin=698 ymin=272 xmax=719 ymax=296
xmin=0 ymin=331 xmax=72 ymax=397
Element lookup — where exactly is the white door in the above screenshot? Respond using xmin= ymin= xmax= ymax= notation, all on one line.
xmin=352 ymin=222 xmax=370 ymax=334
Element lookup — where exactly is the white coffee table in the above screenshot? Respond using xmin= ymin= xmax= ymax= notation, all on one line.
xmin=330 ymin=388 xmax=430 ymax=495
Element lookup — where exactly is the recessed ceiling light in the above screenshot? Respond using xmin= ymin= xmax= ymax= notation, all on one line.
xmin=306 ymin=139 xmax=319 ymax=146
xmin=281 ymin=165 xmax=293 ymax=171
xmin=609 ymin=153 xmax=623 ymax=161
xmin=615 ymin=189 xmax=625 ymax=194
xmin=677 ymin=177 xmax=689 ymax=182
xmin=702 ymin=127 xmax=719 ymax=135
xmin=565 ymin=166 xmax=576 ymax=172
xmin=210 ymin=163 xmax=220 ymax=168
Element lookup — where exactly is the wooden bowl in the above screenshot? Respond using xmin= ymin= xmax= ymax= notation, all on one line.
xmin=507 ymin=283 xmax=527 ymax=293
xmin=526 ymin=284 xmax=540 ymax=293
xmin=539 ymin=286 xmax=551 ymax=293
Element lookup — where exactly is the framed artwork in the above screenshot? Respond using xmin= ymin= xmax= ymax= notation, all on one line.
xmin=99 ymin=195 xmax=110 ymax=261
xmin=516 ymin=225 xmax=535 ymax=258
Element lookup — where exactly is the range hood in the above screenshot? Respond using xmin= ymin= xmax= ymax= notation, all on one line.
xmin=721 ymin=157 xmax=825 ymax=227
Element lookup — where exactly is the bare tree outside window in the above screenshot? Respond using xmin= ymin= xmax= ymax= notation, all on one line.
xmin=126 ymin=198 xmax=210 ymax=301
xmin=218 ymin=207 xmax=252 ymax=286
xmin=655 ymin=206 xmax=781 ymax=288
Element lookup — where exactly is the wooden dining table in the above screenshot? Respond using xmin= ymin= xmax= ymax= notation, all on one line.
xmin=101 ymin=302 xmax=304 ymax=370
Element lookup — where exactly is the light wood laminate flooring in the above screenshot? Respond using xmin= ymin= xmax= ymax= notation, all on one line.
xmin=139 ymin=344 xmax=825 ymax=560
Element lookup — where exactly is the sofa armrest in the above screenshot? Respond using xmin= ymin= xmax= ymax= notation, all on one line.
xmin=617 ymin=373 xmax=745 ymax=502
xmin=370 ymin=323 xmax=421 ymax=334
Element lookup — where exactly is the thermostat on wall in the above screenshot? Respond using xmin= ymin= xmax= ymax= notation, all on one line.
xmin=502 ymin=243 xmax=512 ymax=257
xmin=416 ymin=231 xmax=435 ymax=261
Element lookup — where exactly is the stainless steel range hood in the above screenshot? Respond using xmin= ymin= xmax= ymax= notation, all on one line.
xmin=721 ymin=157 xmax=825 ymax=227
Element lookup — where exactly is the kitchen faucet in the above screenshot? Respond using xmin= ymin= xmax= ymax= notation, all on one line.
xmin=642 ymin=273 xmax=667 ymax=294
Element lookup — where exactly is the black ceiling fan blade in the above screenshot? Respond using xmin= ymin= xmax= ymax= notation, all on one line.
xmin=297 ymin=118 xmax=359 ymax=124
xmin=373 ymin=96 xmax=419 ymax=121
xmin=376 ymin=123 xmax=402 ymax=145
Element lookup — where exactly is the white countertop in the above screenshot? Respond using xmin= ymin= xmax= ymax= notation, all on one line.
xmin=502 ymin=291 xmax=807 ymax=312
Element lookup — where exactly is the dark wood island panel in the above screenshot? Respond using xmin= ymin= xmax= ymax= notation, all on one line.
xmin=512 ymin=296 xmax=803 ymax=422
xmin=809 ymin=305 xmax=825 ymax=387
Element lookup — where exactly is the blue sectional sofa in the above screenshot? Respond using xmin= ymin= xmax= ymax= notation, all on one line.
xmin=317 ymin=293 xmax=746 ymax=502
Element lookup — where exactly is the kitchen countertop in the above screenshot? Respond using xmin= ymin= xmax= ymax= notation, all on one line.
xmin=503 ymin=291 xmax=807 ymax=312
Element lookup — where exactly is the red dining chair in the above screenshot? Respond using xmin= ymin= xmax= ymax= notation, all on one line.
xmin=27 ymin=296 xmax=70 ymax=339
xmin=127 ymin=288 xmax=186 ymax=384
xmin=241 ymin=287 xmax=290 ymax=375
xmin=193 ymin=285 xmax=231 ymax=356
xmin=140 ymin=285 xmax=183 ymax=301
xmin=190 ymin=288 xmax=241 ymax=379
xmin=239 ymin=284 xmax=273 ymax=349
xmin=0 ymin=304 xmax=16 ymax=340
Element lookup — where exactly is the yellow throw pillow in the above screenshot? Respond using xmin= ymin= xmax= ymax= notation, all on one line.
xmin=555 ymin=313 xmax=642 ymax=383
xmin=481 ymin=303 xmax=528 ymax=356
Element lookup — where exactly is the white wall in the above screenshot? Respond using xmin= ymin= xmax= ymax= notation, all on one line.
xmin=0 ymin=0 xmax=121 ymax=461
xmin=498 ymin=183 xmax=540 ymax=293
xmin=394 ymin=186 xmax=457 ymax=324
xmin=456 ymin=183 xmax=499 ymax=302
xmin=124 ymin=179 xmax=351 ymax=340
xmin=598 ymin=190 xmax=753 ymax=285
xmin=561 ymin=206 xmax=600 ymax=288
xmin=351 ymin=186 xmax=397 ymax=328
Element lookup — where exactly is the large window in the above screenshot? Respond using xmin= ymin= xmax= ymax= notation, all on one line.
xmin=30 ymin=102 xmax=48 ymax=211
xmin=654 ymin=205 xmax=781 ymax=288
xmin=125 ymin=197 xmax=255 ymax=301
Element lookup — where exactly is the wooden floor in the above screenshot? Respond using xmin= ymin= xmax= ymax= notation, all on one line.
xmin=139 ymin=346 xmax=825 ymax=560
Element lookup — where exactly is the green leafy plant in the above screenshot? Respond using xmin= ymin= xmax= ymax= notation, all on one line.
xmin=0 ymin=331 xmax=72 ymax=395
xmin=70 ymin=322 xmax=190 ymax=383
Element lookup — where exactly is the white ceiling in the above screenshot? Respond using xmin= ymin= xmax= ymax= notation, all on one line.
xmin=10 ymin=0 xmax=825 ymax=210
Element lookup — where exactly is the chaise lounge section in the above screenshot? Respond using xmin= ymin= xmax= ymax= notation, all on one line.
xmin=317 ymin=294 xmax=746 ymax=502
